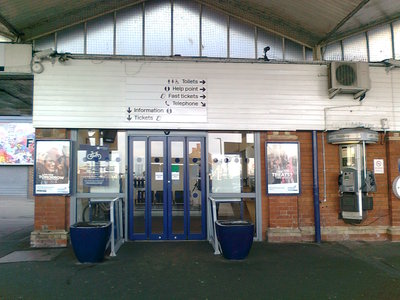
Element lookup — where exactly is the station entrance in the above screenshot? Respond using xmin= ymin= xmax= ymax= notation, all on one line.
xmin=128 ymin=135 xmax=206 ymax=240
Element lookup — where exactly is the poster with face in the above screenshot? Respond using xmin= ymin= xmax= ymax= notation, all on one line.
xmin=266 ymin=142 xmax=300 ymax=194
xmin=34 ymin=140 xmax=71 ymax=195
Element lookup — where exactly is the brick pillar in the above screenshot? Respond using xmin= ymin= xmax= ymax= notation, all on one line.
xmin=386 ymin=133 xmax=400 ymax=241
xmin=30 ymin=129 xmax=70 ymax=248
xmin=30 ymin=196 xmax=70 ymax=247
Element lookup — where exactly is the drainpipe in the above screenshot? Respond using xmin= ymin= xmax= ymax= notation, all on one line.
xmin=312 ymin=131 xmax=322 ymax=243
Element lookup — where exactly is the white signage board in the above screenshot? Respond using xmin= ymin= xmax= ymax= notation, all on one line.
xmin=155 ymin=172 xmax=163 ymax=181
xmin=126 ymin=77 xmax=207 ymax=123
xmin=373 ymin=159 xmax=384 ymax=174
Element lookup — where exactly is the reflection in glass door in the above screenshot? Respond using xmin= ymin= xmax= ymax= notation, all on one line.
xmin=129 ymin=136 xmax=205 ymax=240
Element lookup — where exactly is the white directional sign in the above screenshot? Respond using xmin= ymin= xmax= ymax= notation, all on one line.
xmin=126 ymin=77 xmax=207 ymax=122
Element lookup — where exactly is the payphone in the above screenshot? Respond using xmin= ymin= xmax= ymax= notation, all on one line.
xmin=328 ymin=128 xmax=378 ymax=223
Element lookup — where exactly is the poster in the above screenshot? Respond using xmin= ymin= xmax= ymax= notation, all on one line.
xmin=0 ymin=123 xmax=35 ymax=165
xmin=266 ymin=142 xmax=300 ymax=194
xmin=79 ymin=145 xmax=110 ymax=187
xmin=34 ymin=140 xmax=71 ymax=195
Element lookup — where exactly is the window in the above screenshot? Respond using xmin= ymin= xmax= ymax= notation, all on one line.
xmin=76 ymin=129 xmax=126 ymax=222
xmin=368 ymin=24 xmax=392 ymax=62
xmin=342 ymin=33 xmax=368 ymax=61
xmin=285 ymin=38 xmax=304 ymax=61
xmin=208 ymin=132 xmax=257 ymax=235
xmin=57 ymin=24 xmax=84 ymax=54
xmin=87 ymin=14 xmax=114 ymax=55
xmin=208 ymin=132 xmax=255 ymax=194
xmin=229 ymin=17 xmax=255 ymax=59
xmin=34 ymin=34 xmax=55 ymax=51
xmin=33 ymin=0 xmax=314 ymax=62
xmin=257 ymin=28 xmax=283 ymax=60
xmin=173 ymin=0 xmax=200 ymax=57
xmin=116 ymin=5 xmax=143 ymax=55
xmin=144 ymin=0 xmax=171 ymax=56
xmin=201 ymin=6 xmax=227 ymax=57
xmin=323 ymin=42 xmax=342 ymax=61
xmin=305 ymin=47 xmax=313 ymax=61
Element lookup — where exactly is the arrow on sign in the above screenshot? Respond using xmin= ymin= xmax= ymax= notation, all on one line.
xmin=201 ymin=102 xmax=206 ymax=107
xmin=200 ymin=87 xmax=206 ymax=92
xmin=127 ymin=107 xmax=132 ymax=113
xmin=127 ymin=115 xmax=132 ymax=121
xmin=200 ymin=95 xmax=206 ymax=99
xmin=200 ymin=80 xmax=206 ymax=84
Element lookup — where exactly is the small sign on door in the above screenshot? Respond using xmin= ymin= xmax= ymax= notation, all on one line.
xmin=374 ymin=159 xmax=384 ymax=174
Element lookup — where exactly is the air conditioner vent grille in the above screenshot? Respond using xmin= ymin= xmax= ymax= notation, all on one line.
xmin=336 ymin=64 xmax=357 ymax=86
xmin=328 ymin=62 xmax=370 ymax=99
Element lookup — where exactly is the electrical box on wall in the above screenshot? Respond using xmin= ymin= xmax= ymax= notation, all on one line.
xmin=328 ymin=61 xmax=371 ymax=100
xmin=0 ymin=43 xmax=32 ymax=73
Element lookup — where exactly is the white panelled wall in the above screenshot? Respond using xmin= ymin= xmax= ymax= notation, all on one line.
xmin=33 ymin=59 xmax=400 ymax=131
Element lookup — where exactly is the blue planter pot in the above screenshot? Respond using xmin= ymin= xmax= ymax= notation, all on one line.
xmin=70 ymin=222 xmax=111 ymax=263
xmin=216 ymin=220 xmax=254 ymax=260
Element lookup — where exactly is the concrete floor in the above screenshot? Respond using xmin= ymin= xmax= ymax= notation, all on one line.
xmin=1 ymin=197 xmax=400 ymax=299
xmin=0 ymin=196 xmax=34 ymax=239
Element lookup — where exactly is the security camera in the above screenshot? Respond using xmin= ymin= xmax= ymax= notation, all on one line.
xmin=34 ymin=48 xmax=56 ymax=59
xmin=382 ymin=58 xmax=400 ymax=67
xmin=387 ymin=59 xmax=400 ymax=67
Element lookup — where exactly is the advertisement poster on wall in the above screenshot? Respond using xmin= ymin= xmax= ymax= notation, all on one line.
xmin=266 ymin=142 xmax=300 ymax=194
xmin=34 ymin=140 xmax=71 ymax=195
xmin=0 ymin=123 xmax=35 ymax=165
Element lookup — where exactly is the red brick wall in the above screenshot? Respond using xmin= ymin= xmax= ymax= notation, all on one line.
xmin=261 ymin=131 xmax=394 ymax=242
xmin=34 ymin=196 xmax=70 ymax=231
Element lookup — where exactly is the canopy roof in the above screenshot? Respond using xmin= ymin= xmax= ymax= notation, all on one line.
xmin=0 ymin=0 xmax=399 ymax=47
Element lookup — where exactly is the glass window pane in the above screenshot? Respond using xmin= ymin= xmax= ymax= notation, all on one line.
xmin=305 ymin=47 xmax=313 ymax=61
xmin=171 ymin=141 xmax=184 ymax=234
xmin=229 ymin=17 xmax=255 ymax=59
xmin=368 ymin=24 xmax=392 ymax=62
xmin=188 ymin=140 xmax=202 ymax=234
xmin=285 ymin=39 xmax=303 ymax=61
xmin=87 ymin=13 xmax=114 ymax=55
xmin=202 ymin=6 xmax=227 ymax=58
xmin=145 ymin=0 xmax=171 ymax=56
xmin=393 ymin=21 xmax=400 ymax=60
xmin=343 ymin=33 xmax=368 ymax=61
xmin=150 ymin=140 xmax=164 ymax=234
xmin=173 ymin=0 xmax=200 ymax=57
xmin=57 ymin=24 xmax=84 ymax=54
xmin=116 ymin=5 xmax=143 ymax=55
xmin=257 ymin=29 xmax=283 ymax=60
xmin=208 ymin=132 xmax=255 ymax=193
xmin=76 ymin=129 xmax=125 ymax=194
xmin=323 ymin=42 xmax=342 ymax=61
xmin=133 ymin=140 xmax=146 ymax=234
xmin=34 ymin=34 xmax=55 ymax=51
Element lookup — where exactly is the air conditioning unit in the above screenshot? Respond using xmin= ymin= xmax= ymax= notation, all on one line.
xmin=328 ymin=62 xmax=371 ymax=99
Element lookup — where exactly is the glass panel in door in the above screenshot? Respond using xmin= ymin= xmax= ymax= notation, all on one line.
xmin=188 ymin=140 xmax=203 ymax=236
xmin=150 ymin=140 xmax=165 ymax=239
xmin=132 ymin=140 xmax=146 ymax=236
xmin=170 ymin=140 xmax=185 ymax=238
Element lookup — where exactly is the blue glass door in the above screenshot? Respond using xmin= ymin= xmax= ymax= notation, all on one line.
xmin=129 ymin=136 xmax=206 ymax=240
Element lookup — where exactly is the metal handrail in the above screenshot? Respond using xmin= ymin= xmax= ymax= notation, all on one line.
xmin=89 ymin=197 xmax=124 ymax=256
